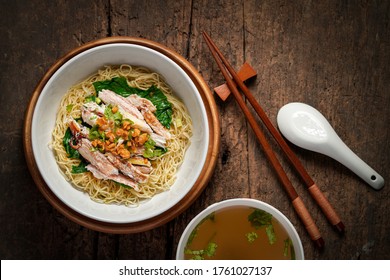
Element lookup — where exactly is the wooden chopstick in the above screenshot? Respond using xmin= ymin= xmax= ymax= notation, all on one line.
xmin=203 ymin=32 xmax=326 ymax=248
xmin=202 ymin=32 xmax=344 ymax=235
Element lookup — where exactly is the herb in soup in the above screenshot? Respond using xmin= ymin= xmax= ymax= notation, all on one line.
xmin=284 ymin=238 xmax=295 ymax=259
xmin=245 ymin=231 xmax=258 ymax=243
xmin=248 ymin=208 xmax=276 ymax=245
xmin=185 ymin=241 xmax=218 ymax=260
xmin=184 ymin=206 xmax=295 ymax=260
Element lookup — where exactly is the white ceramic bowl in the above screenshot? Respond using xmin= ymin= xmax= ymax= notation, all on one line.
xmin=24 ymin=37 xmax=220 ymax=233
xmin=176 ymin=198 xmax=304 ymax=260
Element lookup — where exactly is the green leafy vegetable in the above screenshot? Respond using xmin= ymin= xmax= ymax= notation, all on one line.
xmin=66 ymin=104 xmax=74 ymax=113
xmin=71 ymin=160 xmax=88 ymax=174
xmin=143 ymin=138 xmax=167 ymax=159
xmin=139 ymin=85 xmax=172 ymax=128
xmin=248 ymin=209 xmax=273 ymax=229
xmin=200 ymin=213 xmax=215 ymax=224
xmin=185 ymin=213 xmax=216 ymax=259
xmin=186 ymin=229 xmax=198 ymax=248
xmin=63 ymin=128 xmax=88 ymax=173
xmin=245 ymin=232 xmax=258 ymax=243
xmin=185 ymin=242 xmax=218 ymax=260
xmin=93 ymin=77 xmax=173 ymax=128
xmin=93 ymin=77 xmax=141 ymax=97
xmin=266 ymin=225 xmax=276 ymax=245
xmin=283 ymin=238 xmax=296 ymax=260
xmin=63 ymin=127 xmax=80 ymax=159
xmin=84 ymin=95 xmax=102 ymax=104
xmin=248 ymin=209 xmax=276 ymax=245
xmin=205 ymin=242 xmax=217 ymax=257
xmin=88 ymin=125 xmax=104 ymax=141
xmin=186 ymin=213 xmax=215 ymax=248
xmin=104 ymin=104 xmax=123 ymax=126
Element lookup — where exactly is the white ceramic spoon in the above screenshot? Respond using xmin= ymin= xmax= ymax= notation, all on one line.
xmin=277 ymin=102 xmax=384 ymax=190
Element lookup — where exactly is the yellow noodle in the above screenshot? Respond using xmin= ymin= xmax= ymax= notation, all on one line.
xmin=51 ymin=65 xmax=192 ymax=206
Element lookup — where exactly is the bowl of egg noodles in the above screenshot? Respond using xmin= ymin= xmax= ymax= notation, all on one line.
xmin=176 ymin=198 xmax=304 ymax=260
xmin=24 ymin=37 xmax=220 ymax=233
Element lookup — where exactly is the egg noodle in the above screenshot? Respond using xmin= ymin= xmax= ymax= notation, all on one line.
xmin=51 ymin=65 xmax=192 ymax=206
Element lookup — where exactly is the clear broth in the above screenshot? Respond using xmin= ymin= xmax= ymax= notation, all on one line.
xmin=184 ymin=206 xmax=295 ymax=260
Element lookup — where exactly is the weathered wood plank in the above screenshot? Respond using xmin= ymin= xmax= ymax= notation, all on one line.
xmin=110 ymin=0 xmax=191 ymax=56
xmin=170 ymin=0 xmax=251 ymax=258
xmin=0 ymin=0 xmax=108 ymax=259
xmin=244 ymin=0 xmax=390 ymax=259
xmin=189 ymin=0 xmax=249 ymax=207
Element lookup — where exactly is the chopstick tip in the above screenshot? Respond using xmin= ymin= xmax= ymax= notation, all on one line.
xmin=334 ymin=221 xmax=345 ymax=235
xmin=315 ymin=237 xmax=325 ymax=250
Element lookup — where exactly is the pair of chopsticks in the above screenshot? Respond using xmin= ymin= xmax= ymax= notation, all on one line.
xmin=203 ymin=31 xmax=344 ymax=248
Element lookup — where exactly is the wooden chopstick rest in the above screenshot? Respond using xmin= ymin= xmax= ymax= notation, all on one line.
xmin=214 ymin=62 xmax=257 ymax=101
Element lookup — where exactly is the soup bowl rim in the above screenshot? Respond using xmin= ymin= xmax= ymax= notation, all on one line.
xmin=176 ymin=198 xmax=305 ymax=260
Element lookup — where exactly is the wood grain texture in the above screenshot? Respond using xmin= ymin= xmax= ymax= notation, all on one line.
xmin=0 ymin=0 xmax=108 ymax=259
xmin=1 ymin=0 xmax=389 ymax=260
xmin=243 ymin=0 xmax=390 ymax=259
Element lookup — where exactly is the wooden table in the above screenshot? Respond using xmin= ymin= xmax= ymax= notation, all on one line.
xmin=1 ymin=0 xmax=389 ymax=260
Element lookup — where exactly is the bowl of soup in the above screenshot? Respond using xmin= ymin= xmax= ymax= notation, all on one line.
xmin=176 ymin=198 xmax=304 ymax=260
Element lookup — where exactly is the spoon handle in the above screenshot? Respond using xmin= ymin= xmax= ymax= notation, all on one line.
xmin=324 ymin=136 xmax=384 ymax=190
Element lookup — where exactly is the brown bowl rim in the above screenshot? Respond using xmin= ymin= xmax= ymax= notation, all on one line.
xmin=23 ymin=36 xmax=220 ymax=234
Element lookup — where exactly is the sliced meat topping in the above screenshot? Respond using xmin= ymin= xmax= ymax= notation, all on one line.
xmin=99 ymin=89 xmax=144 ymax=120
xmin=77 ymin=138 xmax=118 ymax=176
xmin=105 ymin=153 xmax=149 ymax=183
xmin=86 ymin=164 xmax=140 ymax=192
